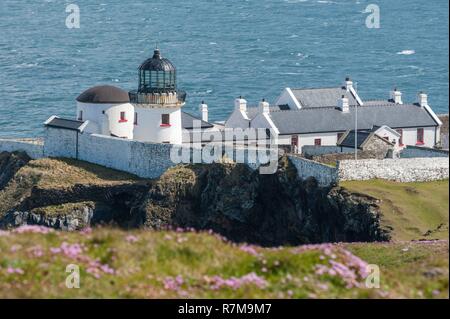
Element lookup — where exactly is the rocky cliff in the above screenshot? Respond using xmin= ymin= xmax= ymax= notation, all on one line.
xmin=0 ymin=151 xmax=390 ymax=245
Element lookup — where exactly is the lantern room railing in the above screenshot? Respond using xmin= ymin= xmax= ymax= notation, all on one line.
xmin=129 ymin=90 xmax=186 ymax=106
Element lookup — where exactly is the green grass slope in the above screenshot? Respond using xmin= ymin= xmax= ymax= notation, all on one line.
xmin=0 ymin=227 xmax=447 ymax=299
xmin=341 ymin=179 xmax=449 ymax=241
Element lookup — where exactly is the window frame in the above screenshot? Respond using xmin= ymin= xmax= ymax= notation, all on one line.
xmin=119 ymin=111 xmax=127 ymax=123
xmin=160 ymin=113 xmax=171 ymax=127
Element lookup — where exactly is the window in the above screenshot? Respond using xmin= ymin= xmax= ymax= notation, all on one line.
xmin=416 ymin=128 xmax=424 ymax=145
xmin=78 ymin=110 xmax=83 ymax=121
xmin=337 ymin=132 xmax=344 ymax=142
xmin=161 ymin=114 xmax=170 ymax=126
xmin=314 ymin=138 xmax=322 ymax=146
xmin=291 ymin=136 xmax=298 ymax=147
xmin=396 ymin=129 xmax=403 ymax=146
xmin=134 ymin=112 xmax=138 ymax=125
xmin=119 ymin=112 xmax=127 ymax=123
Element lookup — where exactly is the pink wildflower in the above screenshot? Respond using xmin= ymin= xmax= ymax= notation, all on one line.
xmin=125 ymin=235 xmax=139 ymax=243
xmin=239 ymin=245 xmax=260 ymax=256
xmin=14 ymin=225 xmax=54 ymax=234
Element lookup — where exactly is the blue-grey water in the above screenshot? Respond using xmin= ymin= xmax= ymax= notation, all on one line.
xmin=0 ymin=0 xmax=448 ymax=138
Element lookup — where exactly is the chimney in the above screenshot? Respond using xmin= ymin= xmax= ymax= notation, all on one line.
xmin=344 ymin=77 xmax=353 ymax=91
xmin=259 ymin=98 xmax=270 ymax=114
xmin=339 ymin=95 xmax=349 ymax=112
xmin=199 ymin=101 xmax=208 ymax=122
xmin=390 ymin=87 xmax=403 ymax=104
xmin=418 ymin=92 xmax=428 ymax=107
xmin=235 ymin=96 xmax=247 ymax=112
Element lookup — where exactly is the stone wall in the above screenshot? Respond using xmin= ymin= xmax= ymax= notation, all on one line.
xmin=0 ymin=138 xmax=44 ymax=159
xmin=288 ymin=155 xmax=338 ymax=186
xmin=302 ymin=145 xmax=354 ymax=157
xmin=338 ymin=158 xmax=449 ymax=182
xmin=400 ymin=146 xmax=449 ymax=158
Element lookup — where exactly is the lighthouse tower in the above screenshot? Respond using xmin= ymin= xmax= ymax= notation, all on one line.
xmin=129 ymin=49 xmax=186 ymax=144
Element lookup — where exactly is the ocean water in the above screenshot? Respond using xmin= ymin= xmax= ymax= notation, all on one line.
xmin=0 ymin=0 xmax=448 ymax=138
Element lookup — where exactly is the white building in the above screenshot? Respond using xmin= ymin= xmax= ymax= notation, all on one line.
xmin=225 ymin=78 xmax=442 ymax=152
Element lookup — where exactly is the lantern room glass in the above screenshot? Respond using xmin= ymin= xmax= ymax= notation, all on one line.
xmin=139 ymin=70 xmax=176 ymax=92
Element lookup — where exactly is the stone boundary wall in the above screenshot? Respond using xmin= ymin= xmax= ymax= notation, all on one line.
xmin=288 ymin=155 xmax=338 ymax=186
xmin=302 ymin=145 xmax=354 ymax=157
xmin=0 ymin=138 xmax=44 ymax=159
xmin=400 ymin=146 xmax=449 ymax=158
xmin=338 ymin=158 xmax=449 ymax=182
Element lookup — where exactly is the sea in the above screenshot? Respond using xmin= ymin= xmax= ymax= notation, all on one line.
xmin=0 ymin=0 xmax=448 ymax=138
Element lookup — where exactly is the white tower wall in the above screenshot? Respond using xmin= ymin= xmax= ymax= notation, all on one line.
xmin=133 ymin=107 xmax=183 ymax=144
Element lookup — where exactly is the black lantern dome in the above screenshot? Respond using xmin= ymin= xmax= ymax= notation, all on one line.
xmin=138 ymin=49 xmax=176 ymax=93
xmin=130 ymin=48 xmax=186 ymax=106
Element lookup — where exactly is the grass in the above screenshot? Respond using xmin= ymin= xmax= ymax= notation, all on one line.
xmin=0 ymin=227 xmax=447 ymax=299
xmin=0 ymin=157 xmax=143 ymax=216
xmin=21 ymin=158 xmax=141 ymax=189
xmin=340 ymin=179 xmax=449 ymax=241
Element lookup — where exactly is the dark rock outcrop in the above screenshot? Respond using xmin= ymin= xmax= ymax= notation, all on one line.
xmin=139 ymin=157 xmax=389 ymax=245
xmin=0 ymin=151 xmax=31 ymax=190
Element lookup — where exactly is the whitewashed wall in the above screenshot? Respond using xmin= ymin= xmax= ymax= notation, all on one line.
xmin=43 ymin=128 xmax=78 ymax=158
xmin=400 ymin=127 xmax=436 ymax=148
xmin=133 ymin=107 xmax=182 ymax=144
xmin=288 ymin=155 xmax=338 ymax=186
xmin=0 ymin=138 xmax=44 ymax=159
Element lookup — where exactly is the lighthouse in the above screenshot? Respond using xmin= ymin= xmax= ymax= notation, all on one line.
xmin=129 ymin=49 xmax=186 ymax=144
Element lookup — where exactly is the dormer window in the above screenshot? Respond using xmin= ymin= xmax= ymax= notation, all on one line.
xmin=119 ymin=112 xmax=127 ymax=123
xmin=161 ymin=114 xmax=171 ymax=127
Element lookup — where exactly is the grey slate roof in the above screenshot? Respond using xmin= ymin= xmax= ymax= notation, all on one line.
xmin=45 ymin=117 xmax=86 ymax=131
xmin=291 ymin=87 xmax=359 ymax=108
xmin=269 ymin=104 xmax=439 ymax=135
xmin=246 ymin=106 xmax=281 ymax=120
xmin=181 ymin=111 xmax=214 ymax=129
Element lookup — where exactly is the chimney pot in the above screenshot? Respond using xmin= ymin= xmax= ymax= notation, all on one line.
xmin=344 ymin=77 xmax=353 ymax=91
xmin=235 ymin=97 xmax=247 ymax=112
xmin=259 ymin=99 xmax=270 ymax=114
xmin=339 ymin=96 xmax=349 ymax=112
xmin=199 ymin=101 xmax=208 ymax=122
xmin=390 ymin=88 xmax=403 ymax=104
xmin=418 ymin=92 xmax=428 ymax=107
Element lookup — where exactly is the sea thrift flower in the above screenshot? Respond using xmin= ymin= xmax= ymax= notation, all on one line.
xmin=206 ymin=272 xmax=268 ymax=290
xmin=163 ymin=275 xmax=184 ymax=291
xmin=6 ymin=267 xmax=24 ymax=275
xmin=239 ymin=245 xmax=260 ymax=256
xmin=125 ymin=235 xmax=139 ymax=243
xmin=14 ymin=225 xmax=54 ymax=234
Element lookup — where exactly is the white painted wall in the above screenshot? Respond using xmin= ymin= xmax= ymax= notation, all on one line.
xmin=282 ymin=132 xmax=340 ymax=153
xmin=398 ymin=127 xmax=436 ymax=148
xmin=133 ymin=107 xmax=183 ymax=144
xmin=76 ymin=102 xmax=134 ymax=139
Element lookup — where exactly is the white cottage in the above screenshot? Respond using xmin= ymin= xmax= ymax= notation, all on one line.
xmin=225 ymin=77 xmax=442 ymax=152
